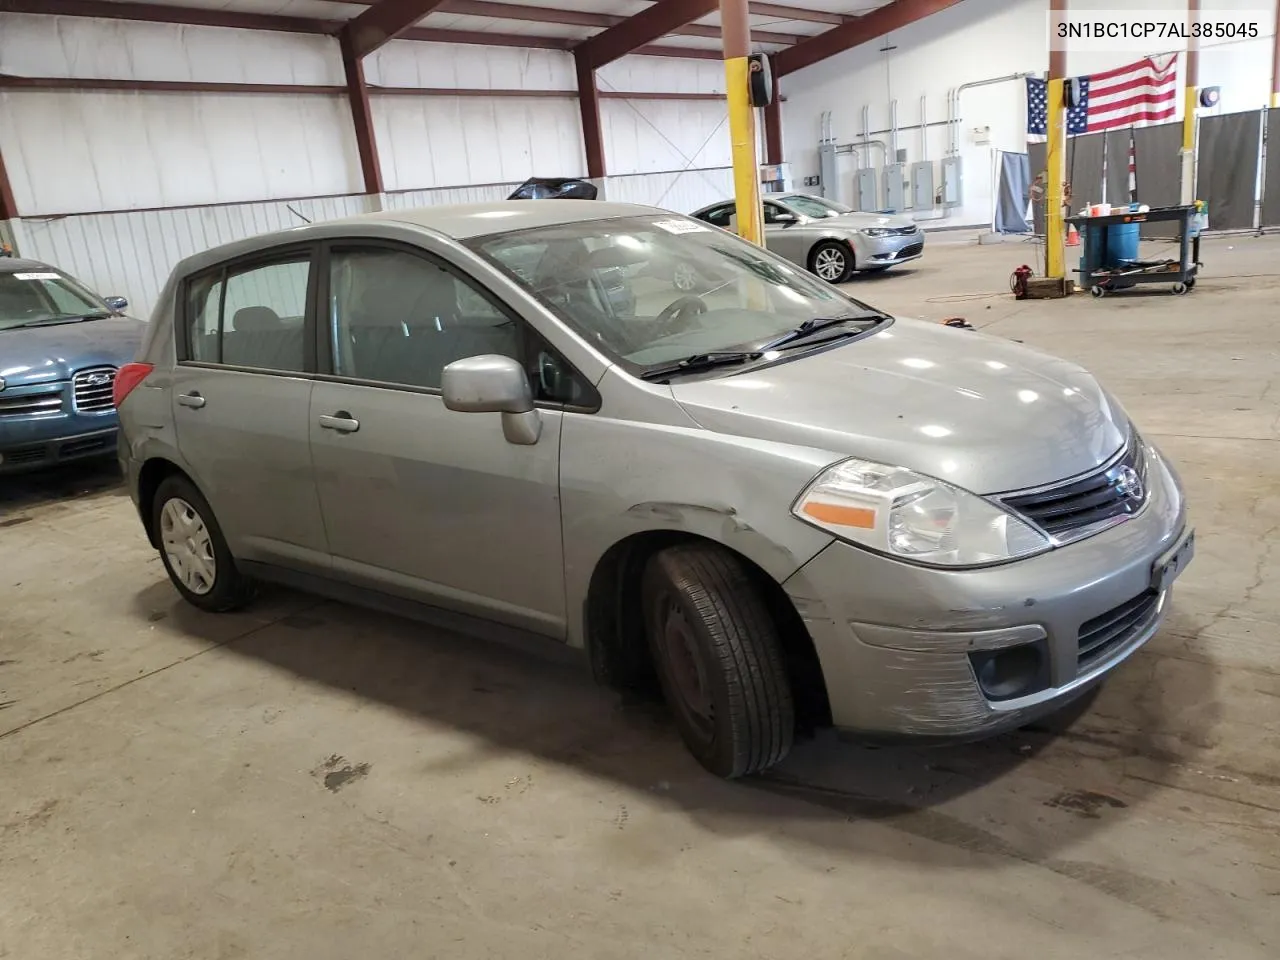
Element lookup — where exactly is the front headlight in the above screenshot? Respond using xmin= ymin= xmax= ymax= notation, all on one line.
xmin=861 ymin=227 xmax=893 ymax=237
xmin=792 ymin=459 xmax=1051 ymax=567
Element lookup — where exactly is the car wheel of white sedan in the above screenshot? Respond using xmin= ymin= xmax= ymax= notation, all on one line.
xmin=153 ymin=474 xmax=255 ymax=613
xmin=810 ymin=241 xmax=853 ymax=283
xmin=642 ymin=543 xmax=795 ymax=778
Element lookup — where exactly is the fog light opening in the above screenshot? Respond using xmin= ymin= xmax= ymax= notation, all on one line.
xmin=970 ymin=642 xmax=1049 ymax=702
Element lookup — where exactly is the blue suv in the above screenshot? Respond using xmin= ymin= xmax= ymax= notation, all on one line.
xmin=0 ymin=256 xmax=143 ymax=473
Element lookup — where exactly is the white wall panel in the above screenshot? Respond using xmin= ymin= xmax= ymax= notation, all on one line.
xmin=373 ymin=95 xmax=586 ymax=191
xmin=12 ymin=194 xmax=374 ymax=323
xmin=780 ymin=0 xmax=1278 ymax=227
xmin=366 ymin=40 xmax=576 ymax=90
xmin=598 ymin=57 xmax=727 ymax=95
xmin=602 ymin=99 xmax=731 ymax=175
xmin=604 ymin=167 xmax=733 ymax=214
xmin=383 ymin=182 xmax=519 ymax=209
xmin=0 ymin=14 xmax=343 ymax=84
xmin=0 ymin=90 xmax=363 ymax=214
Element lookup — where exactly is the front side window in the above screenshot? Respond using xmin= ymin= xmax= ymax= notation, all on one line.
xmin=781 ymin=195 xmax=854 ymax=219
xmin=0 ymin=269 xmax=109 ymax=331
xmin=184 ymin=255 xmax=310 ymax=372
xmin=471 ymin=215 xmax=885 ymax=371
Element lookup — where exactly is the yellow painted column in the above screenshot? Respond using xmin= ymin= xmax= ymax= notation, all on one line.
xmin=1181 ymin=0 xmax=1200 ymax=204
xmin=1044 ymin=77 xmax=1067 ymax=281
xmin=724 ymin=55 xmax=764 ymax=246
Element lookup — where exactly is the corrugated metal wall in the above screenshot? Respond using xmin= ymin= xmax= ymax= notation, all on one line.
xmin=0 ymin=15 xmax=738 ymax=320
xmin=13 ymin=168 xmax=735 ymax=321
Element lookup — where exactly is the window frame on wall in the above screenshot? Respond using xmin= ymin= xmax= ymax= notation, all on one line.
xmin=313 ymin=239 xmax=600 ymax=413
xmin=177 ymin=243 xmax=320 ymax=376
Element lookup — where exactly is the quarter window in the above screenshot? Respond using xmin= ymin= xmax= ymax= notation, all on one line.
xmin=184 ymin=255 xmax=311 ymax=372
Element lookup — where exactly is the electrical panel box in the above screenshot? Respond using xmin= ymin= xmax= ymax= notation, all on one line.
xmin=940 ymin=156 xmax=963 ymax=207
xmin=818 ymin=143 xmax=838 ymax=199
xmin=910 ymin=161 xmax=935 ymax=210
xmin=883 ymin=163 xmax=906 ymax=212
xmin=854 ymin=168 xmax=878 ymax=211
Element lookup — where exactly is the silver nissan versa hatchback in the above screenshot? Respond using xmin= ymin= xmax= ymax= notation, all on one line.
xmin=116 ymin=201 xmax=1194 ymax=778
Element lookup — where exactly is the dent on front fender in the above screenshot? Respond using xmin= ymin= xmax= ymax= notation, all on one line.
xmin=558 ymin=410 xmax=839 ymax=649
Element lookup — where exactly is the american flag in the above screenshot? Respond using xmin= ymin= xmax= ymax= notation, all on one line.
xmin=1027 ymin=54 xmax=1179 ymax=142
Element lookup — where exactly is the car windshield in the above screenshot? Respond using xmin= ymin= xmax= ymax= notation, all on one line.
xmin=469 ymin=215 xmax=885 ymax=370
xmin=0 ymin=269 xmax=108 ymax=331
xmin=781 ymin=195 xmax=854 ymax=219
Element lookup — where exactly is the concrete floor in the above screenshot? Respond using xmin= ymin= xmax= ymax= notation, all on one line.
xmin=2 ymin=233 xmax=1278 ymax=959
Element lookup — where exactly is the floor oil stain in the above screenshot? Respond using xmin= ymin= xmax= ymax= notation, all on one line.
xmin=1045 ymin=790 xmax=1129 ymax=819
xmin=312 ymin=755 xmax=371 ymax=793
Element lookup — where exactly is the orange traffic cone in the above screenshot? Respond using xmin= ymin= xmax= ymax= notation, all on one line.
xmin=1066 ymin=223 xmax=1080 ymax=247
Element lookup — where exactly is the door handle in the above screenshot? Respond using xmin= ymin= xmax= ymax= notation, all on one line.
xmin=318 ymin=412 xmax=360 ymax=434
xmin=177 ymin=392 xmax=206 ymax=409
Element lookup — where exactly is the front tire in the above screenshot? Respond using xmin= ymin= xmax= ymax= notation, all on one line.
xmin=810 ymin=241 xmax=854 ymax=283
xmin=642 ymin=544 xmax=795 ymax=778
xmin=152 ymin=475 xmax=254 ymax=613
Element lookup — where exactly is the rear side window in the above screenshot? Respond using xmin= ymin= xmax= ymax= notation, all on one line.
xmin=700 ymin=204 xmax=734 ymax=227
xmin=184 ymin=255 xmax=311 ymax=372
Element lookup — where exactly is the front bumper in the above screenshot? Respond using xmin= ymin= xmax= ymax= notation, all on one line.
xmin=782 ymin=441 xmax=1189 ymax=738
xmin=0 ymin=426 xmax=119 ymax=473
xmin=855 ymin=231 xmax=925 ymax=267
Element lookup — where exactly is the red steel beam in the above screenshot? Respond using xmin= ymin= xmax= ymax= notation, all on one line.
xmin=340 ymin=31 xmax=385 ymax=193
xmin=0 ymin=145 xmax=17 ymax=221
xmin=748 ymin=2 xmax=846 ymax=24
xmin=0 ymin=0 xmax=333 ymax=33
xmin=439 ymin=1 xmax=798 ymax=44
xmin=774 ymin=0 xmax=962 ymax=76
xmin=575 ymin=51 xmax=606 ymax=179
xmin=575 ymin=0 xmax=720 ymax=69
xmin=343 ymin=0 xmax=449 ymax=58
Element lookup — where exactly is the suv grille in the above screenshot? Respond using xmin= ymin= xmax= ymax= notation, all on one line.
xmin=1078 ymin=591 xmax=1160 ymax=669
xmin=0 ymin=389 xmax=63 ymax=417
xmin=1000 ymin=437 xmax=1147 ymax=542
xmin=73 ymin=367 xmax=117 ymax=413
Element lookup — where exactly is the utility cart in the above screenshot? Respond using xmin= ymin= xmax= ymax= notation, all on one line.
xmin=1067 ymin=203 xmax=1202 ymax=297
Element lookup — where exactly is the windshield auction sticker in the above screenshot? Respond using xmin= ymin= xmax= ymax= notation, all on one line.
xmin=13 ymin=273 xmax=62 ymax=281
xmin=652 ymin=219 xmax=708 ymax=234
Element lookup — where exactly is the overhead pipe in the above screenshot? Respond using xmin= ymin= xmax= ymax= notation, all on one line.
xmin=947 ymin=72 xmax=1036 ymax=155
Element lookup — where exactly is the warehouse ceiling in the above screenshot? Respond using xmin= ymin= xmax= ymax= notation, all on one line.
xmin=37 ymin=0 xmax=901 ymax=56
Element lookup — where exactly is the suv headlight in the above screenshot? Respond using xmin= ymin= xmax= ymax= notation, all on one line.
xmin=861 ymin=227 xmax=893 ymax=237
xmin=792 ymin=459 xmax=1051 ymax=567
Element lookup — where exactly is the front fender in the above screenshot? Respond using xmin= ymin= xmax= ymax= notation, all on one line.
xmin=558 ymin=385 xmax=839 ymax=649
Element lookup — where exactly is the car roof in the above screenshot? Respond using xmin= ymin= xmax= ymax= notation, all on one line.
xmin=170 ymin=199 xmax=672 ymax=279
xmin=0 ymin=256 xmax=54 ymax=274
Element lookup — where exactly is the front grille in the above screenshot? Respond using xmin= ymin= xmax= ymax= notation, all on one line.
xmin=3 ymin=445 xmax=49 ymax=466
xmin=73 ymin=367 xmax=117 ymax=413
xmin=899 ymin=242 xmax=924 ymax=257
xmin=1001 ymin=437 xmax=1147 ymax=541
xmin=0 ymin=390 xmax=63 ymax=417
xmin=1078 ymin=590 xmax=1160 ymax=669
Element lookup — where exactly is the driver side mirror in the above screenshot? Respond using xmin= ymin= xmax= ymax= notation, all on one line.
xmin=772 ymin=212 xmax=799 ymax=226
xmin=441 ymin=354 xmax=542 ymax=446
xmin=104 ymin=296 xmax=128 ymax=312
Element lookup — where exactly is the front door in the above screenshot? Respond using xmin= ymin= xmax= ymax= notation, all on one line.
xmin=762 ymin=201 xmax=810 ymax=266
xmin=307 ymin=241 xmax=568 ymax=637
xmin=172 ymin=247 xmax=329 ymax=571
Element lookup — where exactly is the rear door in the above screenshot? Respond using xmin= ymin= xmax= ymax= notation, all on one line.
xmin=172 ymin=246 xmax=329 ymax=571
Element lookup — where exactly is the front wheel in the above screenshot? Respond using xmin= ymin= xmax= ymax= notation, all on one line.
xmin=642 ymin=544 xmax=795 ymax=778
xmin=810 ymin=241 xmax=854 ymax=284
xmin=153 ymin=475 xmax=254 ymax=613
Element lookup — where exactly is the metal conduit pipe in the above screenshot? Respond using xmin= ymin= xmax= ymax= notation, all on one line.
xmin=947 ymin=72 xmax=1036 ymax=155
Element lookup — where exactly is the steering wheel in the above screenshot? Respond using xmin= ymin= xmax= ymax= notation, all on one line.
xmin=654 ymin=295 xmax=708 ymax=336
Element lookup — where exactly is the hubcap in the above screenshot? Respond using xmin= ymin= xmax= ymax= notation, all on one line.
xmin=160 ymin=497 xmax=217 ymax=595
xmin=657 ymin=602 xmax=714 ymax=738
xmin=673 ymin=263 xmax=697 ymax=291
xmin=814 ymin=247 xmax=846 ymax=281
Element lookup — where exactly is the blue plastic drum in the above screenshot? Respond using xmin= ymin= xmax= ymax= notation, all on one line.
xmin=1105 ymin=221 xmax=1140 ymax=265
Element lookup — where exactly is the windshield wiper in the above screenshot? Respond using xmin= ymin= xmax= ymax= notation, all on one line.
xmin=639 ymin=351 xmax=763 ymax=382
xmin=6 ymin=311 xmax=112 ymax=329
xmin=757 ymin=313 xmax=886 ymax=353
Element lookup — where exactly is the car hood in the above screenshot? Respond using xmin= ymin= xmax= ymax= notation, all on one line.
xmin=0 ymin=317 xmax=145 ymax=388
xmin=812 ymin=212 xmax=916 ymax=230
xmin=670 ymin=318 xmax=1128 ymax=494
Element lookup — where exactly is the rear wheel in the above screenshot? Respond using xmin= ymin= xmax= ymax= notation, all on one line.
xmin=152 ymin=475 xmax=254 ymax=613
xmin=642 ymin=544 xmax=794 ymax=778
xmin=810 ymin=241 xmax=853 ymax=283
